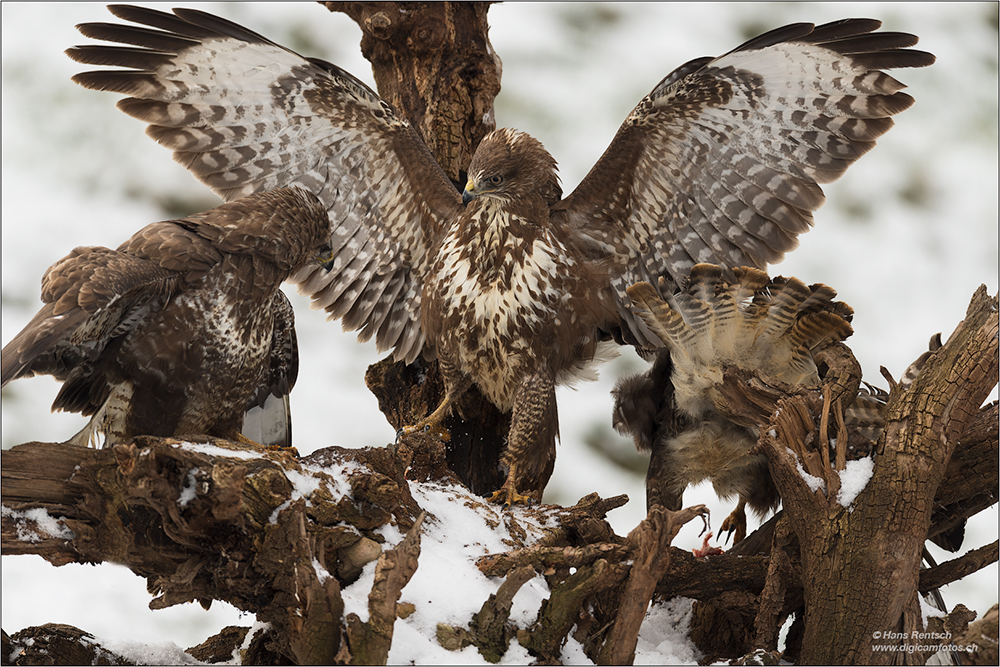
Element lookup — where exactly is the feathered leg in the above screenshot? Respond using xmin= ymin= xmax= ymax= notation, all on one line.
xmin=489 ymin=372 xmax=557 ymax=509
xmin=398 ymin=357 xmax=473 ymax=440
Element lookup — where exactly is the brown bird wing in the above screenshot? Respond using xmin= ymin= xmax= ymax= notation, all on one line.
xmin=554 ymin=19 xmax=934 ymax=348
xmin=67 ymin=5 xmax=466 ymax=363
xmin=242 ymin=289 xmax=300 ymax=449
xmin=1 ymin=245 xmax=179 ymax=396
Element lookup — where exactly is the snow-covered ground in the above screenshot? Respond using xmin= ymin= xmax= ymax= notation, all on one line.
xmin=3 ymin=2 xmax=996 ymax=661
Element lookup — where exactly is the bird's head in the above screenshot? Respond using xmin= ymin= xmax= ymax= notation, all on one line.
xmin=316 ymin=242 xmax=336 ymax=273
xmin=204 ymin=187 xmax=331 ymax=274
xmin=463 ymin=128 xmax=562 ymax=207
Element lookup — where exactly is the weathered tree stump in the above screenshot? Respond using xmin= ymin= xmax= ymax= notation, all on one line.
xmin=759 ymin=286 xmax=999 ymax=665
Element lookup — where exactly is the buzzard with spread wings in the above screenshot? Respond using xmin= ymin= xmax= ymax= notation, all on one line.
xmin=1 ymin=188 xmax=332 ymax=449
xmin=67 ymin=5 xmax=933 ymax=505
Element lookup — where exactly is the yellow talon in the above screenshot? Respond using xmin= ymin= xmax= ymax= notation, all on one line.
xmin=488 ymin=478 xmax=537 ymax=510
xmin=396 ymin=421 xmax=451 ymax=442
xmin=267 ymin=443 xmax=300 ymax=458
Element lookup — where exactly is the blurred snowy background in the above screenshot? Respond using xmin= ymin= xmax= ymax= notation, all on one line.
xmin=3 ymin=1 xmax=996 ymax=656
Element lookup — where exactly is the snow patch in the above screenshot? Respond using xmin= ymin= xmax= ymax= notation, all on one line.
xmin=312 ymin=557 xmax=332 ymax=584
xmin=332 ymin=479 xmax=561 ymax=662
xmin=837 ymin=457 xmax=875 ymax=507
xmin=284 ymin=468 xmax=323 ymax=500
xmin=634 ymin=597 xmax=702 ymax=664
xmin=300 ymin=458 xmax=359 ymax=499
xmin=1 ymin=506 xmax=76 ymax=542
xmin=175 ymin=441 xmax=263 ymax=461
xmin=178 ymin=468 xmax=200 ymax=507
xmin=558 ymin=630 xmax=594 ymax=663
xmin=231 ymin=621 xmax=271 ymax=664
xmin=265 ymin=459 xmax=362 ymax=524
xmin=82 ymin=635 xmax=201 ymax=665
xmin=919 ymin=594 xmax=947 ymax=626
xmin=788 ymin=447 xmax=826 ymax=493
xmin=268 ymin=499 xmax=293 ymax=526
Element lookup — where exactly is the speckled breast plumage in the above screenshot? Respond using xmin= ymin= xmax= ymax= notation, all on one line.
xmin=424 ymin=204 xmax=583 ymax=410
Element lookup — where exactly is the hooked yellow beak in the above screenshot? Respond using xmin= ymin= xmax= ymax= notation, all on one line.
xmin=462 ymin=180 xmax=477 ymax=205
xmin=317 ymin=246 xmax=336 ymax=272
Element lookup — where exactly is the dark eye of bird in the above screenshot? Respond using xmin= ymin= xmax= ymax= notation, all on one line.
xmin=488 ymin=174 xmax=503 ymax=186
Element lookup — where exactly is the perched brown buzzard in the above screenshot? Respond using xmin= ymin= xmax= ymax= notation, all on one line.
xmin=614 ymin=265 xmax=948 ymax=542
xmin=1 ymin=188 xmax=332 ymax=449
xmin=614 ymin=264 xmax=855 ymax=539
xmin=66 ymin=6 xmax=933 ymax=505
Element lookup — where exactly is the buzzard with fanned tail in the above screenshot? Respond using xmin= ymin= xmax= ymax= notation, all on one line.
xmin=614 ymin=264 xmax=855 ymax=541
xmin=66 ymin=6 xmax=933 ymax=504
xmin=614 ymin=267 xmax=946 ymax=542
xmin=1 ymin=188 xmax=332 ymax=449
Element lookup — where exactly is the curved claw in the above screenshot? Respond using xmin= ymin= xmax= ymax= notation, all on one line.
xmin=719 ymin=503 xmax=747 ymax=544
xmin=395 ymin=421 xmax=451 ymax=443
xmin=488 ymin=486 xmax=536 ymax=510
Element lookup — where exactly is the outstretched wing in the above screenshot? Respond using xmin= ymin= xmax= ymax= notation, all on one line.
xmin=67 ymin=4 xmax=465 ymax=363
xmin=0 ymin=246 xmax=179 ymax=392
xmin=555 ymin=19 xmax=934 ymax=347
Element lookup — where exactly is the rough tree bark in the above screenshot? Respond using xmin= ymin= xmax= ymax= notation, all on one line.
xmin=322 ymin=1 xmax=499 ymax=185
xmin=758 ymin=287 xmax=999 ymax=665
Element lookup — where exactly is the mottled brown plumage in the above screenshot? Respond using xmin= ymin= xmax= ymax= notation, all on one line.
xmin=613 ymin=267 xmax=949 ymax=543
xmin=614 ymin=265 xmax=855 ymax=539
xmin=1 ymin=188 xmax=331 ymax=448
xmin=419 ymin=130 xmax=619 ymax=503
xmin=66 ymin=6 xmax=933 ymax=503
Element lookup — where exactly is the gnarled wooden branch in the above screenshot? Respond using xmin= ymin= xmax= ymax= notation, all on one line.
xmin=345 ymin=512 xmax=426 ymax=665
xmin=599 ymin=504 xmax=709 ymax=665
xmin=4 ymin=289 xmax=996 ymax=665
xmin=759 ymin=287 xmax=999 ymax=666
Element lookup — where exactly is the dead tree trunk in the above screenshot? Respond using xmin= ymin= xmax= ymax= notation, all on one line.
xmin=759 ymin=287 xmax=999 ymax=665
xmin=322 ymin=1 xmax=499 ymax=185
